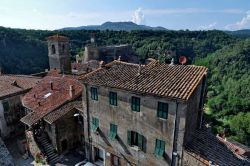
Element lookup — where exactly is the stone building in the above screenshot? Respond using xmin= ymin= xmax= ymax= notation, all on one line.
xmin=47 ymin=35 xmax=72 ymax=74
xmin=79 ymin=60 xmax=208 ymax=166
xmin=0 ymin=74 xmax=40 ymax=138
xmin=83 ymin=44 xmax=137 ymax=64
xmin=20 ymin=75 xmax=84 ymax=164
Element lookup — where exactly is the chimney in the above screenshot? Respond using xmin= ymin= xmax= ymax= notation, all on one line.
xmin=170 ymin=58 xmax=174 ymax=65
xmin=69 ymin=85 xmax=75 ymax=98
xmin=117 ymin=56 xmax=121 ymax=61
xmin=50 ymin=81 xmax=53 ymax=90
xmin=137 ymin=64 xmax=142 ymax=76
xmin=99 ymin=61 xmax=105 ymax=68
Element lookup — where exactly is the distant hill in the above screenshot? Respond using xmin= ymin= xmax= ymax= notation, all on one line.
xmin=60 ymin=21 xmax=167 ymax=31
xmin=225 ymin=29 xmax=250 ymax=38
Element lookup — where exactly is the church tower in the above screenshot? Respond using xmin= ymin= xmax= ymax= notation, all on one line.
xmin=47 ymin=35 xmax=71 ymax=74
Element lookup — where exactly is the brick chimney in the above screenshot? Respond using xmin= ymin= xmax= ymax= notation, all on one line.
xmin=69 ymin=85 xmax=75 ymax=98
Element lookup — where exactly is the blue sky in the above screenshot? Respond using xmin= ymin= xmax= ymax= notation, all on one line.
xmin=0 ymin=0 xmax=249 ymax=30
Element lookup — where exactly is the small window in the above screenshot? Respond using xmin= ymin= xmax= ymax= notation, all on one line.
xmin=109 ymin=92 xmax=117 ymax=106
xmin=108 ymin=123 xmax=117 ymax=140
xmin=157 ymin=102 xmax=168 ymax=119
xmin=154 ymin=139 xmax=165 ymax=157
xmin=131 ymin=96 xmax=140 ymax=112
xmin=91 ymin=117 xmax=99 ymax=132
xmin=111 ymin=154 xmax=120 ymax=166
xmin=91 ymin=87 xmax=98 ymax=101
xmin=51 ymin=44 xmax=56 ymax=54
xmin=127 ymin=131 xmax=146 ymax=152
xmin=3 ymin=101 xmax=9 ymax=112
xmin=62 ymin=44 xmax=65 ymax=53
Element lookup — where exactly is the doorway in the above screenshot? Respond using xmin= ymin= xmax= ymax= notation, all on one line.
xmin=61 ymin=139 xmax=68 ymax=152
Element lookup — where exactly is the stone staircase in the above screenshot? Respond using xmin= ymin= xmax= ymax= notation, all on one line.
xmin=36 ymin=133 xmax=60 ymax=165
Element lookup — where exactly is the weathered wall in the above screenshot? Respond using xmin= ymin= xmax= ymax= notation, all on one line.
xmin=182 ymin=150 xmax=207 ymax=166
xmin=0 ymin=95 xmax=24 ymax=138
xmin=83 ymin=85 xmax=188 ymax=166
xmin=184 ymin=80 xmax=204 ymax=144
xmin=54 ymin=108 xmax=80 ymax=154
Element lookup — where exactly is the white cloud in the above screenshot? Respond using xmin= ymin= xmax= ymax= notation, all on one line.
xmin=225 ymin=11 xmax=250 ymax=30
xmin=132 ymin=8 xmax=145 ymax=25
xmin=198 ymin=22 xmax=217 ymax=30
xmin=144 ymin=8 xmax=244 ymax=15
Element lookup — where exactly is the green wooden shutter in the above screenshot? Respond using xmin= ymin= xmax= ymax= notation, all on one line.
xmin=127 ymin=131 xmax=131 ymax=145
xmin=138 ymin=134 xmax=143 ymax=150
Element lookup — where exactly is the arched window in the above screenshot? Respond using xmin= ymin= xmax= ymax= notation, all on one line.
xmin=51 ymin=44 xmax=56 ymax=54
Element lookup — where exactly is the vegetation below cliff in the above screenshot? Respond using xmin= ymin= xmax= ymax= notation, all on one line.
xmin=0 ymin=26 xmax=249 ymax=145
xmin=195 ymin=40 xmax=250 ymax=145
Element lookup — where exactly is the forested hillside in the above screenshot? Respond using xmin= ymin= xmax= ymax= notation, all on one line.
xmin=195 ymin=40 xmax=250 ymax=145
xmin=0 ymin=27 xmax=249 ymax=145
xmin=0 ymin=27 xmax=238 ymax=73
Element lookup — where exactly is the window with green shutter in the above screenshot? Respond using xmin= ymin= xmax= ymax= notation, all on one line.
xmin=157 ymin=102 xmax=168 ymax=119
xmin=91 ymin=117 xmax=99 ymax=132
xmin=127 ymin=130 xmax=146 ymax=152
xmin=131 ymin=96 xmax=140 ymax=112
xmin=91 ymin=87 xmax=98 ymax=100
xmin=109 ymin=92 xmax=117 ymax=106
xmin=154 ymin=139 xmax=165 ymax=157
xmin=108 ymin=123 xmax=117 ymax=140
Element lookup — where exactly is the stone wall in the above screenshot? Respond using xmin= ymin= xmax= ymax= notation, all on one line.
xmin=53 ymin=108 xmax=81 ymax=154
xmin=0 ymin=137 xmax=14 ymax=166
xmin=0 ymin=95 xmax=24 ymax=138
xmin=182 ymin=150 xmax=208 ymax=166
xmin=48 ymin=40 xmax=71 ymax=73
xmin=83 ymin=85 xmax=190 ymax=166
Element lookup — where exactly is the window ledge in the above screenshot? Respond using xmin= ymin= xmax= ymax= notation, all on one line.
xmin=131 ymin=145 xmax=140 ymax=151
xmin=158 ymin=117 xmax=167 ymax=121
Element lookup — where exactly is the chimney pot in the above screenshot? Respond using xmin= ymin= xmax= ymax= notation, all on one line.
xmin=69 ymin=85 xmax=75 ymax=98
xmin=99 ymin=61 xmax=105 ymax=68
xmin=170 ymin=58 xmax=174 ymax=65
xmin=137 ymin=64 xmax=142 ymax=76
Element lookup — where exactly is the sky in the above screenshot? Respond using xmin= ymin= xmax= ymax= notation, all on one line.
xmin=0 ymin=0 xmax=250 ymax=30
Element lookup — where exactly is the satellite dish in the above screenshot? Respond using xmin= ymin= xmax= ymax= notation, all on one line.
xmin=179 ymin=56 xmax=187 ymax=65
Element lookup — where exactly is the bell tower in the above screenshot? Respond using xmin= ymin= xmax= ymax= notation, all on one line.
xmin=47 ymin=35 xmax=71 ymax=74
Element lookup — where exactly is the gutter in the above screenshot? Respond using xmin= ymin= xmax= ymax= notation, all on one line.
xmin=171 ymin=99 xmax=179 ymax=166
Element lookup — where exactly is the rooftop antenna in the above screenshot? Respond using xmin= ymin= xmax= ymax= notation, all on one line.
xmin=179 ymin=56 xmax=187 ymax=65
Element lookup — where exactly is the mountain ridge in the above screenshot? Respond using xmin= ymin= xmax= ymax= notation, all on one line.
xmin=60 ymin=21 xmax=167 ymax=31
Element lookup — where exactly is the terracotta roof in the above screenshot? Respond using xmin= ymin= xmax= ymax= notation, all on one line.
xmin=0 ymin=75 xmax=41 ymax=99
xmin=185 ymin=129 xmax=250 ymax=166
xmin=80 ymin=60 xmax=207 ymax=101
xmin=47 ymin=35 xmax=69 ymax=41
xmin=217 ymin=136 xmax=250 ymax=159
xmin=21 ymin=76 xmax=83 ymax=126
xmin=44 ymin=100 xmax=84 ymax=124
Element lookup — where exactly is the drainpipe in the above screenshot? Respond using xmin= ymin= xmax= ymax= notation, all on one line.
xmin=84 ymin=83 xmax=92 ymax=161
xmin=171 ymin=99 xmax=179 ymax=166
